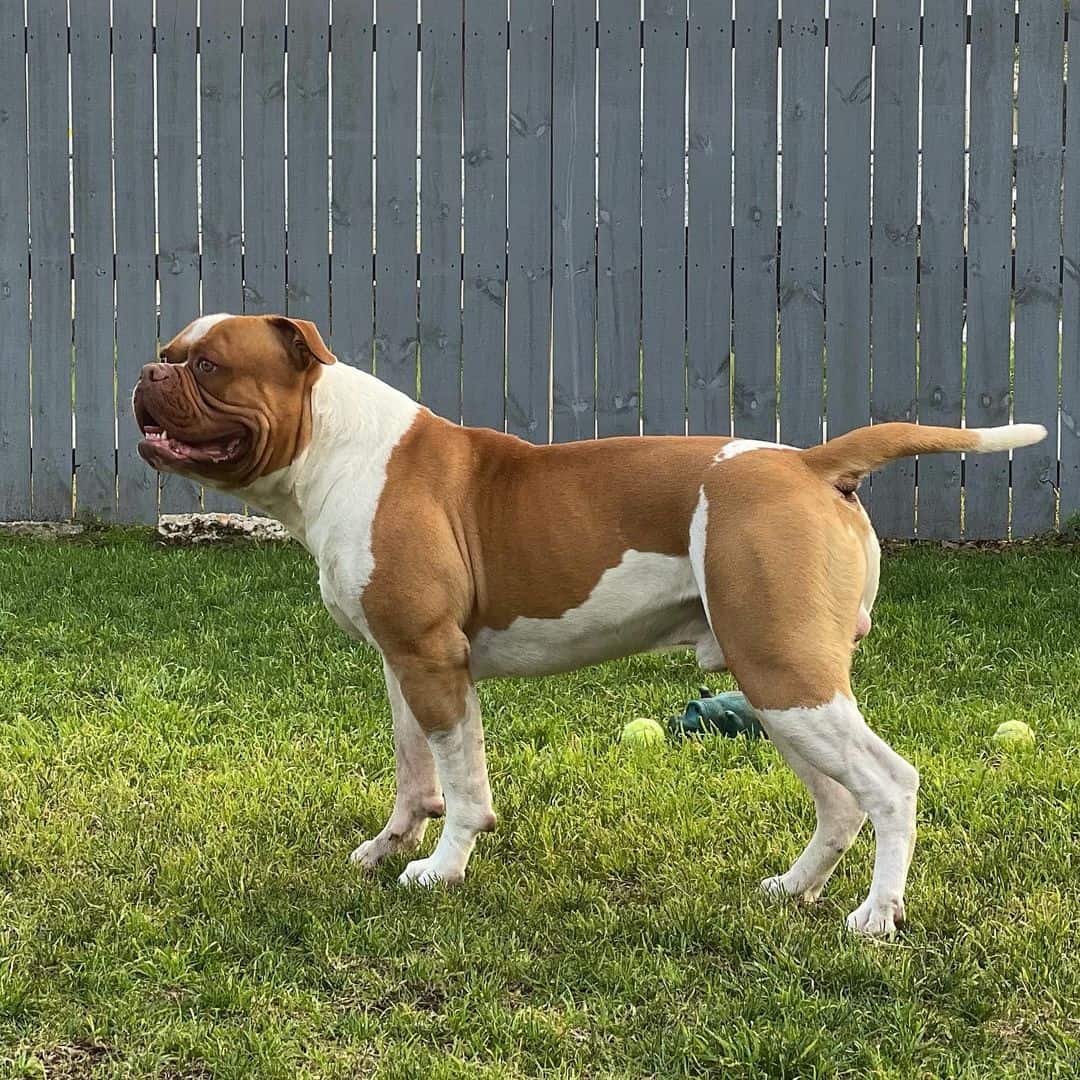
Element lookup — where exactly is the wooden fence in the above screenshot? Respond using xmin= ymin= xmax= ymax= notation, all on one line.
xmin=0 ymin=1 xmax=1077 ymax=538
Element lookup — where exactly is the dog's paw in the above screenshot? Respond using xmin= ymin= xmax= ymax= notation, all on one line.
xmin=760 ymin=873 xmax=824 ymax=904
xmin=845 ymin=897 xmax=905 ymax=937
xmin=349 ymin=827 xmax=425 ymax=870
xmin=760 ymin=874 xmax=790 ymax=898
xmin=349 ymin=836 xmax=400 ymax=870
xmin=349 ymin=809 xmax=438 ymax=870
xmin=397 ymin=856 xmax=465 ymax=888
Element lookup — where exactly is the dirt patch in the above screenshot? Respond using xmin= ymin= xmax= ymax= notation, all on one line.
xmin=158 ymin=1065 xmax=214 ymax=1080
xmin=33 ymin=1039 xmax=112 ymax=1078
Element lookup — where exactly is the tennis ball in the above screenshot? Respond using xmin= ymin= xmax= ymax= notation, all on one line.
xmin=991 ymin=720 xmax=1036 ymax=751
xmin=621 ymin=717 xmax=666 ymax=747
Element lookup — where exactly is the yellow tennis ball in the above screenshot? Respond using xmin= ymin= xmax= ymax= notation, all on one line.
xmin=621 ymin=717 xmax=665 ymax=746
xmin=991 ymin=720 xmax=1036 ymax=750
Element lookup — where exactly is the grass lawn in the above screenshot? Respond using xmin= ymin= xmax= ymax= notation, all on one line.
xmin=0 ymin=530 xmax=1078 ymax=1079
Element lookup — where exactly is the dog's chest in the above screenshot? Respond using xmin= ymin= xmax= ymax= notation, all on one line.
xmin=315 ymin=512 xmax=384 ymax=645
xmin=319 ymin=564 xmax=375 ymax=644
xmin=311 ymin=484 xmax=389 ymax=647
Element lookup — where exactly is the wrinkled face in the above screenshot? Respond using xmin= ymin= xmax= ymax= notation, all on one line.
xmin=133 ymin=314 xmax=335 ymax=488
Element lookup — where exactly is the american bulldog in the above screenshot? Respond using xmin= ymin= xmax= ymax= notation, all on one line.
xmin=133 ymin=313 xmax=1046 ymax=936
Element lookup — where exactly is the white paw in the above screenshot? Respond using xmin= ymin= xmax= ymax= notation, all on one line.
xmin=348 ymin=831 xmax=421 ymax=870
xmin=348 ymin=838 xmax=388 ymax=870
xmin=760 ymin=874 xmax=790 ymax=898
xmin=348 ymin=816 xmax=431 ymax=870
xmin=845 ymin=897 xmax=905 ymax=937
xmin=760 ymin=873 xmax=824 ymax=904
xmin=397 ymin=856 xmax=464 ymax=888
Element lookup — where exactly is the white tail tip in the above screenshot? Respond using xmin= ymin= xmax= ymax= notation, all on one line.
xmin=972 ymin=423 xmax=1048 ymax=452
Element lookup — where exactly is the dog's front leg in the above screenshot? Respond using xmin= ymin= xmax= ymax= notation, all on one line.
xmin=349 ymin=659 xmax=446 ymax=869
xmin=384 ymin=643 xmax=495 ymax=886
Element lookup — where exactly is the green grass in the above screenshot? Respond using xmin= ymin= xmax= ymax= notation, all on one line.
xmin=0 ymin=531 xmax=1078 ymax=1079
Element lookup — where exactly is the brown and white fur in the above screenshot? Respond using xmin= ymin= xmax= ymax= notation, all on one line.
xmin=133 ymin=314 xmax=1047 ymax=936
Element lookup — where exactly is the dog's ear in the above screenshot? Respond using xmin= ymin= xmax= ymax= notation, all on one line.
xmin=267 ymin=316 xmax=337 ymax=369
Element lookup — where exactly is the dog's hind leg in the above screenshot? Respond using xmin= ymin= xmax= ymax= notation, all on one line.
xmin=349 ymin=659 xmax=446 ymax=869
xmin=694 ymin=468 xmax=916 ymax=934
xmin=751 ymin=692 xmax=918 ymax=936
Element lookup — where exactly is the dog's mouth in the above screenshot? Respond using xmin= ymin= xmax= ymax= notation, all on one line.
xmin=136 ymin=399 xmax=250 ymax=468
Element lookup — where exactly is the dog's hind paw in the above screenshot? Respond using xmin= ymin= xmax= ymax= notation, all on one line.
xmin=760 ymin=874 xmax=790 ymax=898
xmin=349 ymin=825 xmax=426 ymax=870
xmin=760 ymin=873 xmax=824 ymax=904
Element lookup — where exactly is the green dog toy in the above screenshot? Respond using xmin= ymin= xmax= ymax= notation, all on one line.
xmin=667 ymin=688 xmax=766 ymax=740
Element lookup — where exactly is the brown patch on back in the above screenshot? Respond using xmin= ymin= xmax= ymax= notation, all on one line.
xmin=462 ymin=432 xmax=737 ymax=634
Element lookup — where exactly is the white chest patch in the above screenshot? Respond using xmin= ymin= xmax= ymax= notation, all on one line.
xmin=308 ymin=367 xmax=422 ymax=645
xmin=468 ymin=550 xmax=715 ymax=680
xmin=714 ymin=439 xmax=797 ymax=462
xmin=239 ymin=362 xmax=422 ymax=647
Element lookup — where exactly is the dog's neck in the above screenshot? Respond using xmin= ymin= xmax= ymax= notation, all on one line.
xmin=240 ymin=362 xmax=422 ymax=552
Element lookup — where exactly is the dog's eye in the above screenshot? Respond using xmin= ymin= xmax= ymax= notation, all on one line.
xmin=195 ymin=357 xmax=217 ymax=375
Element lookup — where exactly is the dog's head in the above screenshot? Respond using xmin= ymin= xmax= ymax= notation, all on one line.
xmin=133 ymin=314 xmax=335 ymax=489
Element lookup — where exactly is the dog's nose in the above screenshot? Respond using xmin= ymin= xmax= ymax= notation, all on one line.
xmin=141 ymin=362 xmax=171 ymax=383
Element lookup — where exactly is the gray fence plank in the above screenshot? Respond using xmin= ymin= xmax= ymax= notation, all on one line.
xmin=201 ymin=0 xmax=243 ymax=316
xmin=0 ymin=4 xmax=31 ymax=519
xmin=687 ymin=0 xmax=732 ymax=436
xmin=868 ymin=0 xmax=919 ymax=538
xmin=732 ymin=0 xmax=778 ymax=441
xmin=242 ymin=0 xmax=287 ymax=316
xmin=113 ymin=0 xmax=158 ymax=524
xmin=596 ymin=0 xmax=641 ymax=437
xmin=462 ymin=0 xmax=507 ymax=431
xmin=420 ymin=0 xmax=464 ymax=421
xmin=824 ymin=0 xmax=872 ymax=517
xmin=552 ymin=0 xmax=597 ymax=442
xmin=917 ymin=0 xmax=966 ymax=539
xmin=156 ymin=0 xmax=201 ymax=513
xmin=506 ymin=0 xmax=553 ymax=442
xmin=1012 ymin=0 xmax=1064 ymax=537
xmin=287 ymin=0 xmax=330 ymax=330
xmin=331 ymin=1 xmax=374 ymax=368
xmin=27 ymin=0 xmax=72 ymax=519
xmin=200 ymin=0 xmax=244 ymax=513
xmin=374 ymin=1 xmax=419 ymax=396
xmin=778 ymin=0 xmax=825 ymax=448
xmin=641 ymin=0 xmax=686 ymax=435
xmin=1063 ymin=3 xmax=1080 ymax=524
xmin=964 ymin=0 xmax=1014 ymax=538
xmin=71 ymin=0 xmax=116 ymax=519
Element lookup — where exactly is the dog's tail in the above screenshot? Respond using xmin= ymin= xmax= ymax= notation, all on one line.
xmin=802 ymin=422 xmax=1047 ymax=488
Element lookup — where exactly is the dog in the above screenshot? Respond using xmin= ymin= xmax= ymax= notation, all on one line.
xmin=133 ymin=313 xmax=1046 ymax=936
